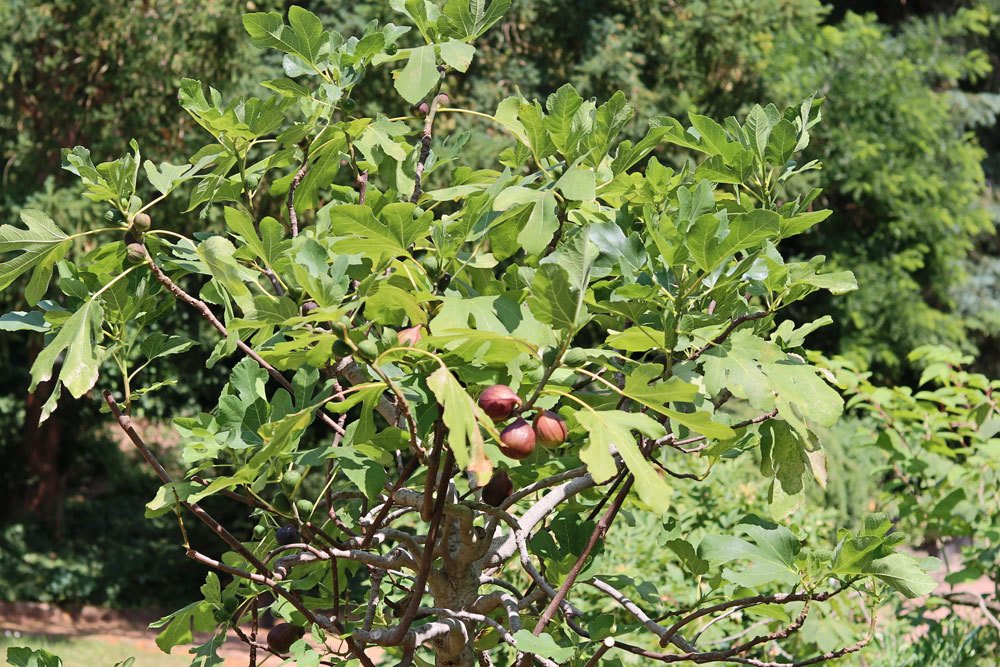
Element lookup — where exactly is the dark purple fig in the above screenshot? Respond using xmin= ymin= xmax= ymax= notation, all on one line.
xmin=482 ymin=470 xmax=514 ymax=507
xmin=275 ymin=524 xmax=299 ymax=546
xmin=267 ymin=623 xmax=304 ymax=653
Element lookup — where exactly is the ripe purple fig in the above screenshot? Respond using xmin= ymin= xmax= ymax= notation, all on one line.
xmin=499 ymin=418 xmax=536 ymax=460
xmin=267 ymin=623 xmax=304 ymax=653
xmin=397 ymin=325 xmax=423 ymax=346
xmin=481 ymin=469 xmax=514 ymax=507
xmin=478 ymin=384 xmax=521 ymax=422
xmin=533 ymin=410 xmax=567 ymax=448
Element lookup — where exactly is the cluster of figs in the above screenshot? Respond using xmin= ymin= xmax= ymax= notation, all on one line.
xmin=477 ymin=384 xmax=568 ymax=507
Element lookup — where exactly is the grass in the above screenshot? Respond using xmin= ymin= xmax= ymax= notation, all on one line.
xmin=0 ymin=633 xmax=190 ymax=667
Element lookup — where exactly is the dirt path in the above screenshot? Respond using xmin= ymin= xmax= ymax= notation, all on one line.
xmin=0 ymin=602 xmax=383 ymax=666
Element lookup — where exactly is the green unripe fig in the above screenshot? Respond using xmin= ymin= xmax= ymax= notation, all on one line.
xmin=253 ymin=524 xmax=267 ymax=538
xmin=341 ymin=98 xmax=357 ymax=111
xmin=541 ymin=346 xmax=558 ymax=366
xmin=420 ymin=254 xmax=440 ymax=273
xmin=104 ymin=210 xmax=116 ymax=222
xmin=386 ymin=44 xmax=398 ymax=56
xmin=357 ymin=339 xmax=379 ymax=360
xmin=126 ymin=243 xmax=147 ymax=263
xmin=296 ymin=499 xmax=314 ymax=514
xmin=332 ymin=339 xmax=352 ymax=357
xmin=132 ymin=212 xmax=151 ymax=231
xmin=282 ymin=470 xmax=302 ymax=488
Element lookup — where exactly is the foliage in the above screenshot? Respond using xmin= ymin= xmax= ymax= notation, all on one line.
xmin=0 ymin=2 xmax=966 ymax=666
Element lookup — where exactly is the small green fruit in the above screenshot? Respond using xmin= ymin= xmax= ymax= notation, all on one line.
xmin=563 ymin=348 xmax=588 ymax=366
xmin=126 ymin=243 xmax=147 ymax=264
xmin=420 ymin=254 xmax=440 ymax=273
xmin=282 ymin=470 xmax=302 ymax=488
xmin=332 ymin=339 xmax=352 ymax=357
xmin=341 ymin=98 xmax=357 ymax=111
xmin=253 ymin=524 xmax=267 ymax=538
xmin=357 ymin=339 xmax=379 ymax=360
xmin=296 ymin=499 xmax=314 ymax=514
xmin=386 ymin=44 xmax=398 ymax=56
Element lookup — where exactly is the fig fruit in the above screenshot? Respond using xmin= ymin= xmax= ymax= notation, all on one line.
xmin=481 ymin=469 xmax=514 ymax=507
xmin=478 ymin=384 xmax=521 ymax=422
xmin=275 ymin=524 xmax=299 ymax=546
xmin=357 ymin=339 xmax=379 ymax=360
xmin=296 ymin=499 xmax=314 ymax=514
xmin=132 ymin=212 xmax=151 ymax=231
xmin=126 ymin=243 xmax=147 ymax=264
xmin=562 ymin=348 xmax=587 ymax=366
xmin=341 ymin=98 xmax=357 ymax=111
xmin=267 ymin=623 xmax=304 ymax=653
xmin=397 ymin=325 xmax=423 ymax=346
xmin=533 ymin=410 xmax=568 ymax=448
xmin=253 ymin=524 xmax=266 ymax=538
xmin=499 ymin=418 xmax=536 ymax=460
xmin=281 ymin=470 xmax=302 ymax=488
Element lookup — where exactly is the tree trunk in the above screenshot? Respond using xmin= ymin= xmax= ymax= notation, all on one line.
xmin=10 ymin=338 xmax=65 ymax=533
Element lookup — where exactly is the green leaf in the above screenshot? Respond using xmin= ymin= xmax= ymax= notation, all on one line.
xmin=197 ymin=236 xmax=256 ymax=317
xmin=687 ymin=210 xmax=780 ymax=272
xmin=556 ymin=167 xmax=596 ymax=201
xmin=426 ymin=366 xmax=492 ymax=480
xmin=29 ymin=298 xmax=104 ymax=400
xmin=242 ymin=8 xmax=327 ymax=67
xmin=0 ymin=210 xmax=70 ymax=305
xmin=329 ymin=204 xmax=425 ymax=260
xmin=0 ymin=310 xmax=49 ymax=332
xmin=512 ymin=630 xmax=575 ymax=663
xmin=150 ymin=600 xmax=216 ymax=653
xmin=575 ymin=410 xmax=669 ymax=513
xmin=517 ymin=191 xmax=558 ymax=255
xmin=439 ymin=0 xmax=511 ymax=40
xmin=867 ymin=553 xmax=939 ymax=598
xmin=528 ymin=227 xmax=598 ymax=331
xmin=765 ymin=119 xmax=798 ymax=165
xmin=700 ymin=523 xmax=800 ymax=587
xmin=439 ymin=39 xmax=475 ymax=72
xmin=331 ymin=449 xmax=388 ymax=500
xmin=6 ymin=648 xmax=62 ymax=667
xmin=394 ymin=45 xmax=439 ymax=104
xmin=689 ymin=113 xmax=740 ymax=162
